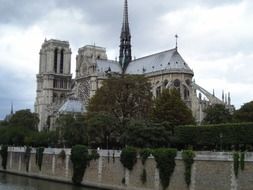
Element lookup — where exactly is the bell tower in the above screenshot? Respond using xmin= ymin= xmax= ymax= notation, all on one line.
xmin=119 ymin=0 xmax=132 ymax=72
xmin=35 ymin=39 xmax=72 ymax=131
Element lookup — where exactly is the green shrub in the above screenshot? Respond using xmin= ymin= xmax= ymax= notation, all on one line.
xmin=182 ymin=150 xmax=195 ymax=187
xmin=58 ymin=150 xmax=66 ymax=161
xmin=175 ymin=123 xmax=253 ymax=149
xmin=233 ymin=152 xmax=239 ymax=178
xmin=24 ymin=146 xmax=31 ymax=172
xmin=71 ymin=145 xmax=89 ymax=184
xmin=153 ymin=148 xmax=177 ymax=190
xmin=35 ymin=147 xmax=44 ymax=171
xmin=240 ymin=152 xmax=245 ymax=171
xmin=139 ymin=148 xmax=152 ymax=165
xmin=0 ymin=145 xmax=8 ymax=170
xmin=120 ymin=147 xmax=137 ymax=171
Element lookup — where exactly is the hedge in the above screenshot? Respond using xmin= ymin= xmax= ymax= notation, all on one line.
xmin=174 ymin=123 xmax=253 ymax=149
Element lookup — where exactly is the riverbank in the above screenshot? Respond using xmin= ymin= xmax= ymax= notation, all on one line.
xmin=0 ymin=172 xmax=95 ymax=190
xmin=1 ymin=147 xmax=253 ymax=190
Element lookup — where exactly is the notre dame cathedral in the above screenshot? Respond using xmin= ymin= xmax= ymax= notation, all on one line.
xmin=35 ymin=0 xmax=234 ymax=131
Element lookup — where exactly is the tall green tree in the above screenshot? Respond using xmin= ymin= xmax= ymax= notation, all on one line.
xmin=87 ymin=112 xmax=120 ymax=148
xmin=152 ymin=88 xmax=195 ymax=126
xmin=203 ymin=104 xmax=232 ymax=124
xmin=234 ymin=101 xmax=253 ymax=122
xmin=9 ymin=109 xmax=39 ymax=131
xmin=121 ymin=120 xmax=170 ymax=148
xmin=88 ymin=75 xmax=153 ymax=128
xmin=56 ymin=114 xmax=88 ymax=147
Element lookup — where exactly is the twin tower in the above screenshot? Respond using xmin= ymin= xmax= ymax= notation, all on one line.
xmin=35 ymin=0 xmax=132 ymax=131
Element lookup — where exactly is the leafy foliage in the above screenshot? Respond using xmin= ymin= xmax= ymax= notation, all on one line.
xmin=152 ymin=89 xmax=195 ymax=127
xmin=71 ymin=145 xmax=89 ymax=184
xmin=233 ymin=152 xmax=239 ymax=178
xmin=88 ymin=75 xmax=153 ymax=128
xmin=25 ymin=131 xmax=58 ymax=147
xmin=35 ymin=147 xmax=44 ymax=171
xmin=153 ymin=148 xmax=177 ymax=190
xmin=175 ymin=123 xmax=253 ymax=150
xmin=87 ymin=112 xmax=119 ymax=148
xmin=234 ymin=101 xmax=253 ymax=122
xmin=240 ymin=152 xmax=245 ymax=171
xmin=182 ymin=150 xmax=195 ymax=187
xmin=203 ymin=104 xmax=232 ymax=124
xmin=88 ymin=149 xmax=100 ymax=161
xmin=24 ymin=146 xmax=31 ymax=172
xmin=58 ymin=150 xmax=66 ymax=161
xmin=139 ymin=148 xmax=152 ymax=165
xmin=120 ymin=147 xmax=137 ymax=171
xmin=9 ymin=109 xmax=39 ymax=131
xmin=56 ymin=114 xmax=88 ymax=147
xmin=121 ymin=120 xmax=170 ymax=148
xmin=0 ymin=145 xmax=8 ymax=170
xmin=0 ymin=125 xmax=57 ymax=147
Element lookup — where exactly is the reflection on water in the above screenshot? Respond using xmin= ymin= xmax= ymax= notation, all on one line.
xmin=0 ymin=173 xmax=95 ymax=190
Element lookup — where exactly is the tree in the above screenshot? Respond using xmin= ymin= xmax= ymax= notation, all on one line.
xmin=9 ymin=109 xmax=39 ymax=131
xmin=234 ymin=101 xmax=253 ymax=122
xmin=87 ymin=112 xmax=120 ymax=148
xmin=121 ymin=120 xmax=170 ymax=148
xmin=152 ymin=88 xmax=195 ymax=127
xmin=56 ymin=114 xmax=88 ymax=147
xmin=88 ymin=75 xmax=153 ymax=128
xmin=203 ymin=104 xmax=232 ymax=124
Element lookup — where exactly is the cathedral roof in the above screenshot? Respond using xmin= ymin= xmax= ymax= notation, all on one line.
xmin=58 ymin=98 xmax=86 ymax=114
xmin=96 ymin=59 xmax=123 ymax=74
xmin=125 ymin=48 xmax=194 ymax=75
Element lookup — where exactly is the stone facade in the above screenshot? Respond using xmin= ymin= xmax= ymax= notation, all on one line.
xmin=34 ymin=39 xmax=72 ymax=131
xmin=1 ymin=148 xmax=253 ymax=190
xmin=34 ymin=0 xmax=234 ymax=130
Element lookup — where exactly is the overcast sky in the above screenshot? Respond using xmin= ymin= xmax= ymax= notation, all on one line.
xmin=0 ymin=0 xmax=253 ymax=119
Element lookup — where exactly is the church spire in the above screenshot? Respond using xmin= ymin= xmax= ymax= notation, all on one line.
xmin=119 ymin=0 xmax=132 ymax=73
xmin=11 ymin=101 xmax=13 ymax=115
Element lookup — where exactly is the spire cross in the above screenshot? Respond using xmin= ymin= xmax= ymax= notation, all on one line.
xmin=175 ymin=34 xmax=178 ymax=48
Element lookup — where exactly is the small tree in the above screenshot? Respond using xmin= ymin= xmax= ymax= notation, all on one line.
xmin=88 ymin=75 xmax=153 ymax=129
xmin=71 ymin=145 xmax=89 ymax=184
xmin=9 ymin=109 xmax=39 ymax=131
xmin=203 ymin=104 xmax=232 ymax=124
xmin=87 ymin=112 xmax=119 ymax=148
xmin=152 ymin=89 xmax=195 ymax=130
xmin=120 ymin=147 xmax=137 ymax=171
xmin=56 ymin=114 xmax=88 ymax=147
xmin=234 ymin=101 xmax=253 ymax=122
xmin=0 ymin=145 xmax=8 ymax=169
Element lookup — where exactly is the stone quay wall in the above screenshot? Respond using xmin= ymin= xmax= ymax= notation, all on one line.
xmin=1 ymin=148 xmax=253 ymax=190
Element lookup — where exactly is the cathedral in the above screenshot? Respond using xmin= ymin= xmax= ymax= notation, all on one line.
xmin=35 ymin=0 xmax=234 ymax=131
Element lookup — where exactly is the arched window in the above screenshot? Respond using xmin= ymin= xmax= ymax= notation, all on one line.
xmin=60 ymin=49 xmax=64 ymax=73
xmin=184 ymin=87 xmax=189 ymax=100
xmin=173 ymin=79 xmax=180 ymax=88
xmin=53 ymin=79 xmax=57 ymax=88
xmin=156 ymin=86 xmax=161 ymax=97
xmin=53 ymin=93 xmax=58 ymax=103
xmin=60 ymin=94 xmax=65 ymax=102
xmin=54 ymin=48 xmax=58 ymax=73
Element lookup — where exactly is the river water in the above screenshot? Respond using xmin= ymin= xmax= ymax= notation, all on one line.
xmin=0 ymin=172 xmax=96 ymax=190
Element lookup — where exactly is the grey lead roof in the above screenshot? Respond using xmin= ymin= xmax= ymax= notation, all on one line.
xmin=125 ymin=48 xmax=194 ymax=75
xmin=59 ymin=98 xmax=86 ymax=114
xmin=96 ymin=59 xmax=123 ymax=73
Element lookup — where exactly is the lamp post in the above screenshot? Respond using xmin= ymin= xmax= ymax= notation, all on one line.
xmin=219 ymin=133 xmax=223 ymax=151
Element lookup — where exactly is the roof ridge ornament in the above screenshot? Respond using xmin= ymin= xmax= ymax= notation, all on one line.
xmin=175 ymin=34 xmax=178 ymax=50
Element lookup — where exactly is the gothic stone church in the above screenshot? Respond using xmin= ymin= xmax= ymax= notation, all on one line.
xmin=35 ymin=0 xmax=233 ymax=131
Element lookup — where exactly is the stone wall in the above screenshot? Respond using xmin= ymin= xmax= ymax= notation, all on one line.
xmin=1 ymin=148 xmax=253 ymax=190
